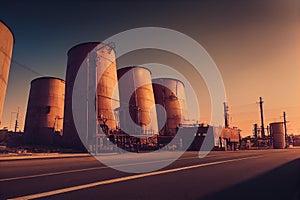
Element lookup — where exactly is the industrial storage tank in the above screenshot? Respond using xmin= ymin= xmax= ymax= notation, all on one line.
xmin=0 ymin=21 xmax=14 ymax=124
xmin=270 ymin=122 xmax=285 ymax=149
xmin=24 ymin=77 xmax=65 ymax=145
xmin=152 ymin=78 xmax=188 ymax=136
xmin=63 ymin=42 xmax=118 ymax=149
xmin=117 ymin=66 xmax=158 ymax=136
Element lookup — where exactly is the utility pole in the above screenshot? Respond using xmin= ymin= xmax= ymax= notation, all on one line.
xmin=223 ymin=102 xmax=229 ymax=128
xmin=283 ymin=111 xmax=287 ymax=147
xmin=259 ymin=97 xmax=265 ymax=138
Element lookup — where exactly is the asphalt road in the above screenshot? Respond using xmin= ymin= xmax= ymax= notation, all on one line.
xmin=1 ymin=149 xmax=300 ymax=200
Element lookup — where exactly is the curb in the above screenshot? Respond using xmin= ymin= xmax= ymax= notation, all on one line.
xmin=0 ymin=154 xmax=91 ymax=161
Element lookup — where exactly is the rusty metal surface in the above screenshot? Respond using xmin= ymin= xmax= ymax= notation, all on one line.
xmin=95 ymin=48 xmax=118 ymax=130
xmin=270 ymin=122 xmax=285 ymax=149
xmin=63 ymin=42 xmax=118 ymax=149
xmin=152 ymin=78 xmax=187 ymax=136
xmin=0 ymin=21 xmax=14 ymax=124
xmin=24 ymin=77 xmax=65 ymax=145
xmin=117 ymin=67 xmax=157 ymax=135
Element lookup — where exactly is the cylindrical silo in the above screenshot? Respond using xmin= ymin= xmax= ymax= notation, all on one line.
xmin=0 ymin=21 xmax=14 ymax=125
xmin=63 ymin=42 xmax=118 ymax=149
xmin=24 ymin=77 xmax=65 ymax=145
xmin=117 ymin=66 xmax=158 ymax=136
xmin=152 ymin=78 xmax=188 ymax=136
xmin=270 ymin=122 xmax=286 ymax=149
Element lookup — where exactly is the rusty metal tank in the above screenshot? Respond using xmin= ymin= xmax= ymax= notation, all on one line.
xmin=63 ymin=42 xmax=118 ymax=149
xmin=24 ymin=77 xmax=65 ymax=145
xmin=152 ymin=78 xmax=188 ymax=136
xmin=270 ymin=122 xmax=285 ymax=149
xmin=0 ymin=21 xmax=14 ymax=125
xmin=117 ymin=66 xmax=158 ymax=135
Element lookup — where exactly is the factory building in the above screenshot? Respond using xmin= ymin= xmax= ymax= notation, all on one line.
xmin=18 ymin=40 xmax=241 ymax=152
xmin=157 ymin=125 xmax=241 ymax=151
xmin=0 ymin=21 xmax=14 ymax=125
xmin=24 ymin=77 xmax=65 ymax=145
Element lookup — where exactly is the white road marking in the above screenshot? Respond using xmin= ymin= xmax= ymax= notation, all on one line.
xmin=0 ymin=166 xmax=108 ymax=182
xmin=9 ymin=155 xmax=265 ymax=200
xmin=0 ymin=155 xmax=216 ymax=182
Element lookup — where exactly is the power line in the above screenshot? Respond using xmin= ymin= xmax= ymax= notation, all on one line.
xmin=11 ymin=59 xmax=44 ymax=76
xmin=0 ymin=47 xmax=44 ymax=76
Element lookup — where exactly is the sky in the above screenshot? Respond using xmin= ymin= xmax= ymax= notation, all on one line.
xmin=0 ymin=0 xmax=299 ymax=137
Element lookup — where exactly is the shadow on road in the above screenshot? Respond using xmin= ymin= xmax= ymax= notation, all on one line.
xmin=199 ymin=159 xmax=300 ymax=200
